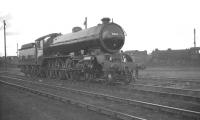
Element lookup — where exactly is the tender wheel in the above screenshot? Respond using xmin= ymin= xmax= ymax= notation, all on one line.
xmin=124 ymin=73 xmax=132 ymax=85
xmin=71 ymin=71 xmax=80 ymax=81
xmin=85 ymin=72 xmax=94 ymax=82
xmin=58 ymin=70 xmax=65 ymax=80
xmin=75 ymin=71 xmax=81 ymax=81
xmin=69 ymin=71 xmax=74 ymax=80
xmin=65 ymin=70 xmax=70 ymax=80
xmin=50 ymin=70 xmax=54 ymax=78
xmin=79 ymin=71 xmax=85 ymax=81
xmin=46 ymin=70 xmax=50 ymax=78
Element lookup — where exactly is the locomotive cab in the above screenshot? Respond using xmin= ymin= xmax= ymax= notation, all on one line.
xmin=35 ymin=33 xmax=62 ymax=64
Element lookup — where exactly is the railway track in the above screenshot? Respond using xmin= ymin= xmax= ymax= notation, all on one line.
xmin=140 ymin=76 xmax=200 ymax=82
xmin=3 ymin=73 xmax=200 ymax=103
xmin=132 ymin=83 xmax=200 ymax=97
xmin=1 ymin=75 xmax=200 ymax=120
xmin=0 ymin=78 xmax=145 ymax=120
xmin=3 ymin=73 xmax=200 ymax=96
xmin=2 ymin=72 xmax=200 ymax=96
xmin=138 ymin=77 xmax=200 ymax=88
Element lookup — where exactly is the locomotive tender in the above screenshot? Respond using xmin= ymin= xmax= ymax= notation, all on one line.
xmin=19 ymin=18 xmax=136 ymax=84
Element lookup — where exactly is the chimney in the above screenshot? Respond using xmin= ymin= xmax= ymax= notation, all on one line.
xmin=101 ymin=17 xmax=110 ymax=24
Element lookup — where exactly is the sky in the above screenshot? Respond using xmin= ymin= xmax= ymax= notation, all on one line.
xmin=0 ymin=0 xmax=200 ymax=56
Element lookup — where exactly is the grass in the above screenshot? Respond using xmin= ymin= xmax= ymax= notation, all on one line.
xmin=140 ymin=66 xmax=200 ymax=80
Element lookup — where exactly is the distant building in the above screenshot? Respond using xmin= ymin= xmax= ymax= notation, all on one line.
xmin=0 ymin=56 xmax=19 ymax=67
xmin=150 ymin=47 xmax=200 ymax=66
xmin=125 ymin=50 xmax=147 ymax=56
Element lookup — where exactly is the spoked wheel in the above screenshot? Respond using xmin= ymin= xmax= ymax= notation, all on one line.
xmin=50 ymin=70 xmax=55 ymax=78
xmin=35 ymin=68 xmax=39 ymax=77
xmin=69 ymin=71 xmax=74 ymax=81
xmin=52 ymin=70 xmax=55 ymax=78
xmin=84 ymin=72 xmax=89 ymax=81
xmin=54 ymin=71 xmax=58 ymax=79
xmin=124 ymin=74 xmax=132 ymax=85
xmin=65 ymin=70 xmax=70 ymax=80
xmin=49 ymin=70 xmax=53 ymax=78
xmin=105 ymin=72 xmax=114 ymax=85
xmin=71 ymin=71 xmax=80 ymax=81
xmin=78 ymin=71 xmax=85 ymax=81
xmin=38 ymin=67 xmax=44 ymax=78
xmin=58 ymin=70 xmax=65 ymax=80
xmin=124 ymin=72 xmax=135 ymax=85
xmin=46 ymin=70 xmax=50 ymax=78
xmin=24 ymin=72 xmax=28 ymax=77
xmin=29 ymin=67 xmax=34 ymax=77
xmin=85 ymin=72 xmax=94 ymax=82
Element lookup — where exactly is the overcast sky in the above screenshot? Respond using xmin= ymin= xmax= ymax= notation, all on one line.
xmin=0 ymin=0 xmax=200 ymax=56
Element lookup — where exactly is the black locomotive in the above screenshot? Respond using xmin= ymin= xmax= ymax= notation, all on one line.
xmin=18 ymin=18 xmax=137 ymax=84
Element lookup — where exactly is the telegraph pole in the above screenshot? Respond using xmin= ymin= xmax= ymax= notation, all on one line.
xmin=194 ymin=28 xmax=196 ymax=47
xmin=84 ymin=17 xmax=87 ymax=29
xmin=16 ymin=43 xmax=18 ymax=57
xmin=3 ymin=20 xmax=7 ymax=70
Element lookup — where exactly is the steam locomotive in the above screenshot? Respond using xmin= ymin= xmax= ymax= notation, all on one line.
xmin=18 ymin=18 xmax=137 ymax=84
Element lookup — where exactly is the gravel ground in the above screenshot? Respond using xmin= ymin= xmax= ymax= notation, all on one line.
xmin=1 ymin=66 xmax=200 ymax=90
xmin=140 ymin=66 xmax=200 ymax=80
xmin=2 ymin=73 xmax=200 ymax=112
xmin=136 ymin=66 xmax=200 ymax=90
xmin=0 ymin=82 xmax=114 ymax=120
xmin=1 ymin=77 xmax=198 ymax=120
xmin=0 ymin=67 xmax=199 ymax=119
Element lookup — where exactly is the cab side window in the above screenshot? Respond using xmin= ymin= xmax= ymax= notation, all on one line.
xmin=36 ymin=40 xmax=43 ymax=48
xmin=36 ymin=41 xmax=40 ymax=48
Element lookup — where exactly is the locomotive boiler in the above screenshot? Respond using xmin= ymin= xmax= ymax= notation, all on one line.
xmin=19 ymin=18 xmax=136 ymax=84
xmin=44 ymin=18 xmax=124 ymax=55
